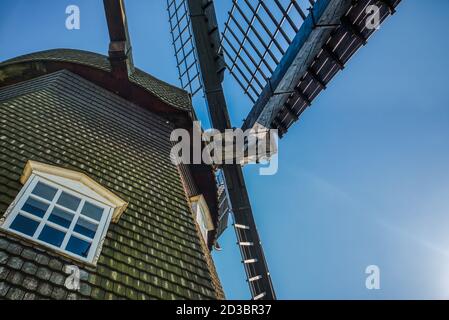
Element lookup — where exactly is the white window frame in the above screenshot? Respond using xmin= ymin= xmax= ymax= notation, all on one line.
xmin=197 ymin=205 xmax=209 ymax=243
xmin=190 ymin=194 xmax=214 ymax=245
xmin=0 ymin=173 xmax=114 ymax=265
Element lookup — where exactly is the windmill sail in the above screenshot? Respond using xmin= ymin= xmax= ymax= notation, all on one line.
xmin=167 ymin=0 xmax=402 ymax=300
xmin=227 ymin=0 xmax=402 ymax=135
xmin=168 ymin=0 xmax=277 ymax=300
xmin=221 ymin=0 xmax=315 ymax=104
xmin=167 ymin=0 xmax=203 ymax=96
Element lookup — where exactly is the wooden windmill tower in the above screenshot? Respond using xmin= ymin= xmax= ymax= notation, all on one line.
xmin=167 ymin=0 xmax=402 ymax=300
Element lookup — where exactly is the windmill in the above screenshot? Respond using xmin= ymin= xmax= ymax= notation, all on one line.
xmin=167 ymin=0 xmax=401 ymax=300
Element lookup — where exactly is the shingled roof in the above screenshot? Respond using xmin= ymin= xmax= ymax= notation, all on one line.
xmin=0 ymin=69 xmax=223 ymax=299
xmin=0 ymin=49 xmax=192 ymax=113
xmin=0 ymin=48 xmax=220 ymax=240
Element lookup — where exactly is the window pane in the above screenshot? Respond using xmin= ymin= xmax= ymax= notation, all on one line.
xmin=10 ymin=214 xmax=39 ymax=236
xmin=48 ymin=207 xmax=74 ymax=228
xmin=38 ymin=225 xmax=65 ymax=247
xmin=66 ymin=236 xmax=91 ymax=258
xmin=74 ymin=218 xmax=97 ymax=238
xmin=56 ymin=192 xmax=81 ymax=211
xmin=81 ymin=202 xmax=103 ymax=221
xmin=31 ymin=182 xmax=57 ymax=201
xmin=21 ymin=197 xmax=49 ymax=218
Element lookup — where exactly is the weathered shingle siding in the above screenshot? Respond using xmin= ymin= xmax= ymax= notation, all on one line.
xmin=0 ymin=70 xmax=219 ymax=299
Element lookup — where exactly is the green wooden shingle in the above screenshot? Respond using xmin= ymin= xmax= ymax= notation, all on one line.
xmin=0 ymin=66 xmax=222 ymax=300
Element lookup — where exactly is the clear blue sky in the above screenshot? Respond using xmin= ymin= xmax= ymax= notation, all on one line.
xmin=1 ymin=0 xmax=449 ymax=299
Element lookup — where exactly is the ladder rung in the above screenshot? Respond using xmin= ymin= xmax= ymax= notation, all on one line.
xmin=243 ymin=258 xmax=258 ymax=264
xmin=239 ymin=242 xmax=253 ymax=246
xmin=253 ymin=292 xmax=266 ymax=300
xmin=234 ymin=224 xmax=250 ymax=230
xmin=248 ymin=275 xmax=262 ymax=282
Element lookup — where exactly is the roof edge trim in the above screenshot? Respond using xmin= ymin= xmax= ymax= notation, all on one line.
xmin=20 ymin=160 xmax=128 ymax=223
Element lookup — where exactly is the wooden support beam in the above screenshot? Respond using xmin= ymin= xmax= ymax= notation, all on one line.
xmin=187 ymin=0 xmax=276 ymax=300
xmin=242 ymin=0 xmax=352 ymax=130
xmin=103 ymin=0 xmax=134 ymax=79
xmin=340 ymin=15 xmax=367 ymax=45
xmin=322 ymin=44 xmax=345 ymax=70
xmin=294 ymin=87 xmax=311 ymax=106
xmin=379 ymin=0 xmax=396 ymax=14
xmin=283 ymin=102 xmax=299 ymax=122
xmin=307 ymin=67 xmax=327 ymax=89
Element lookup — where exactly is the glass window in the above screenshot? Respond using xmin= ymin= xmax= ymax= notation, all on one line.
xmin=1 ymin=175 xmax=113 ymax=263
xmin=73 ymin=218 xmax=97 ymax=239
xmin=48 ymin=207 xmax=74 ymax=228
xmin=31 ymin=181 xmax=57 ymax=201
xmin=21 ymin=197 xmax=49 ymax=218
xmin=57 ymin=191 xmax=81 ymax=211
xmin=81 ymin=202 xmax=103 ymax=221
xmin=9 ymin=214 xmax=39 ymax=236
xmin=66 ymin=236 xmax=91 ymax=258
xmin=38 ymin=225 xmax=66 ymax=247
xmin=197 ymin=206 xmax=208 ymax=243
xmin=191 ymin=196 xmax=213 ymax=245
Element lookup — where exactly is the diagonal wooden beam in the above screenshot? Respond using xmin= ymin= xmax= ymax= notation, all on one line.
xmin=242 ymin=0 xmax=352 ymax=131
xmin=187 ymin=0 xmax=277 ymax=300
xmin=103 ymin=0 xmax=134 ymax=79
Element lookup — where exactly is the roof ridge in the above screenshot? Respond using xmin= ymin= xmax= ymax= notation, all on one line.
xmin=0 ymin=48 xmax=192 ymax=112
